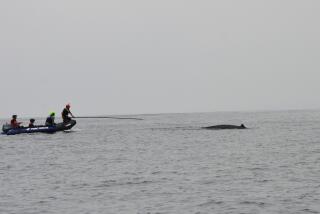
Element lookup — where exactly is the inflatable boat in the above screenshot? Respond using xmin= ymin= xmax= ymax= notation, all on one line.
xmin=2 ymin=120 xmax=77 ymax=135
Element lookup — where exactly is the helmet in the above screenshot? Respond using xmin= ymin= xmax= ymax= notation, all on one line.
xmin=30 ymin=119 xmax=35 ymax=122
xmin=66 ymin=104 xmax=71 ymax=109
xmin=12 ymin=115 xmax=17 ymax=119
xmin=50 ymin=112 xmax=55 ymax=117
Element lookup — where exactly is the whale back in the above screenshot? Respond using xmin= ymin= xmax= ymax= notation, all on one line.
xmin=203 ymin=124 xmax=247 ymax=130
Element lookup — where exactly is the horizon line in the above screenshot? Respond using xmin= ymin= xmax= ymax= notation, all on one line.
xmin=0 ymin=107 xmax=319 ymax=120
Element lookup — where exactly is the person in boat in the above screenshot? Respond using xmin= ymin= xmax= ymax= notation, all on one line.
xmin=29 ymin=119 xmax=35 ymax=128
xmin=45 ymin=112 xmax=56 ymax=126
xmin=11 ymin=115 xmax=22 ymax=128
xmin=62 ymin=104 xmax=74 ymax=123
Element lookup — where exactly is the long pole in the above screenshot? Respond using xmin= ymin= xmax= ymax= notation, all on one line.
xmin=73 ymin=116 xmax=143 ymax=120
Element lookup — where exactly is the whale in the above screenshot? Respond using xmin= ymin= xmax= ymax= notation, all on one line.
xmin=203 ymin=124 xmax=247 ymax=130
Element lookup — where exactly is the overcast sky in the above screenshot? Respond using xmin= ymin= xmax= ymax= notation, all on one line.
xmin=0 ymin=0 xmax=319 ymax=117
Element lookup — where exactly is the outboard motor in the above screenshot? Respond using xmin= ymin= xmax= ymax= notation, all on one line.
xmin=2 ymin=123 xmax=12 ymax=133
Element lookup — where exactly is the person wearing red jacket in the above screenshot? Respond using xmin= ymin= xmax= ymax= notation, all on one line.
xmin=10 ymin=115 xmax=22 ymax=128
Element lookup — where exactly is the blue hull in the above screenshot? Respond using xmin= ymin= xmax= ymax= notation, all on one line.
xmin=2 ymin=120 xmax=76 ymax=135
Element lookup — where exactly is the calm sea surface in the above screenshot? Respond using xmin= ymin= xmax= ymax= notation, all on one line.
xmin=1 ymin=110 xmax=320 ymax=214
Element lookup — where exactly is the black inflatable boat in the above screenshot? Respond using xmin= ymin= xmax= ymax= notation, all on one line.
xmin=2 ymin=120 xmax=77 ymax=135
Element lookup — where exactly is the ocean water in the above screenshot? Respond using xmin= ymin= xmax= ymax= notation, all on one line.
xmin=1 ymin=110 xmax=320 ymax=214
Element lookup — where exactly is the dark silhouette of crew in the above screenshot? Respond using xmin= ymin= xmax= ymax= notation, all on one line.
xmin=45 ymin=112 xmax=56 ymax=126
xmin=62 ymin=104 xmax=74 ymax=123
xmin=29 ymin=119 xmax=35 ymax=128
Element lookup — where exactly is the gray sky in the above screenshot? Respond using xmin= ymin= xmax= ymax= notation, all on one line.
xmin=1 ymin=0 xmax=319 ymax=117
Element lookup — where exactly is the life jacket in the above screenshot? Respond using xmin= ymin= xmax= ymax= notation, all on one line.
xmin=62 ymin=108 xmax=69 ymax=119
xmin=11 ymin=119 xmax=19 ymax=128
xmin=45 ymin=116 xmax=55 ymax=126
